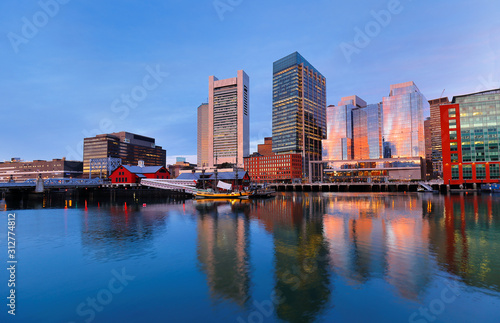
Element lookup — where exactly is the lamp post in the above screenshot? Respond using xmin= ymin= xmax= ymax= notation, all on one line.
xmin=234 ymin=166 xmax=239 ymax=192
xmin=202 ymin=168 xmax=206 ymax=190
xmin=214 ymin=168 xmax=218 ymax=193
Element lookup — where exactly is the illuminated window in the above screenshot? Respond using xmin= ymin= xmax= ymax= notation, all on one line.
xmin=476 ymin=164 xmax=486 ymax=179
xmin=490 ymin=164 xmax=500 ymax=179
xmin=463 ymin=165 xmax=472 ymax=180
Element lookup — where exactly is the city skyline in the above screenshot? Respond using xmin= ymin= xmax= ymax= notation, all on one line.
xmin=1 ymin=0 xmax=499 ymax=163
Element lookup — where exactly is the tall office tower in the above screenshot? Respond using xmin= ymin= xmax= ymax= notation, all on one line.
xmin=272 ymin=52 xmax=326 ymax=180
xmin=323 ymin=96 xmax=383 ymax=161
xmin=197 ymin=103 xmax=209 ymax=168
xmin=208 ymin=70 xmax=249 ymax=168
xmin=428 ymin=97 xmax=450 ymax=176
xmin=83 ymin=131 xmax=166 ymax=178
xmin=441 ymin=89 xmax=500 ymax=184
xmin=382 ymin=82 xmax=429 ymax=158
xmin=353 ymin=102 xmax=383 ymax=159
xmin=322 ymin=98 xmax=359 ymax=161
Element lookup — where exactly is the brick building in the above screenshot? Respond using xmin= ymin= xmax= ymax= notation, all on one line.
xmin=244 ymin=153 xmax=302 ymax=183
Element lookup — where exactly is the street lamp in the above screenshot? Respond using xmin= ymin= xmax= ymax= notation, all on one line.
xmin=233 ymin=166 xmax=239 ymax=191
xmin=202 ymin=168 xmax=206 ymax=190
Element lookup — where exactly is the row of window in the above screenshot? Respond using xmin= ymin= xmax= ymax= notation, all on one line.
xmin=451 ymin=163 xmax=500 ymax=180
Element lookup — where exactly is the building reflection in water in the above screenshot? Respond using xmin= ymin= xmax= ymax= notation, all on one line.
xmin=191 ymin=192 xmax=500 ymax=321
xmin=194 ymin=200 xmax=251 ymax=306
xmin=427 ymin=193 xmax=500 ymax=292
xmin=251 ymin=194 xmax=331 ymax=323
xmin=80 ymin=202 xmax=170 ymax=262
xmin=323 ymin=194 xmax=432 ymax=300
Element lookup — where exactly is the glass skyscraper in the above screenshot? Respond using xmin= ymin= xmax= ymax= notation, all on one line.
xmin=322 ymin=96 xmax=382 ymax=161
xmin=353 ymin=103 xmax=383 ymax=159
xmin=272 ymin=52 xmax=326 ymax=180
xmin=323 ymin=104 xmax=353 ymax=160
xmin=382 ymin=82 xmax=429 ymax=158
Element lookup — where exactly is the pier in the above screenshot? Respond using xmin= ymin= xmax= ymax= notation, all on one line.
xmin=269 ymin=182 xmax=451 ymax=193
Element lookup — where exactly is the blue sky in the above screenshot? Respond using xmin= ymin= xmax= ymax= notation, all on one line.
xmin=1 ymin=0 xmax=499 ymax=164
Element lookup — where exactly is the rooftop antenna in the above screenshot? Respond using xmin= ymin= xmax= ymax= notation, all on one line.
xmin=441 ymin=89 xmax=446 ymax=98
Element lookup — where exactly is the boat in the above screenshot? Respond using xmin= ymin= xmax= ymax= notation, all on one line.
xmin=194 ymin=190 xmax=252 ymax=199
xmin=481 ymin=183 xmax=500 ymax=193
xmin=249 ymin=189 xmax=276 ymax=199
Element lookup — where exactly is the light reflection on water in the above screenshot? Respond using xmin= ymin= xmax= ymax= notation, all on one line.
xmin=0 ymin=192 xmax=499 ymax=322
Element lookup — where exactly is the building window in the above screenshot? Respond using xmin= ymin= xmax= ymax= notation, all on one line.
xmin=451 ymin=154 xmax=459 ymax=163
xmin=450 ymin=142 xmax=458 ymax=152
xmin=449 ymin=131 xmax=457 ymax=141
xmin=449 ymin=119 xmax=457 ymax=129
xmin=490 ymin=164 xmax=500 ymax=179
xmin=452 ymin=165 xmax=459 ymax=180
xmin=463 ymin=165 xmax=472 ymax=180
xmin=448 ymin=108 xmax=456 ymax=118
xmin=476 ymin=164 xmax=486 ymax=180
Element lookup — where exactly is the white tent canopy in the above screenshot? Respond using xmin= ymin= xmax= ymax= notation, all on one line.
xmin=217 ymin=181 xmax=232 ymax=191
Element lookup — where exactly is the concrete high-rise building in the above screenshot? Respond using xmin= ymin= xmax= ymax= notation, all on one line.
xmin=428 ymin=97 xmax=450 ymax=177
xmin=382 ymin=82 xmax=429 ymax=158
xmin=83 ymin=131 xmax=166 ymax=178
xmin=197 ymin=103 xmax=209 ymax=168
xmin=272 ymin=52 xmax=326 ymax=181
xmin=208 ymin=70 xmax=249 ymax=168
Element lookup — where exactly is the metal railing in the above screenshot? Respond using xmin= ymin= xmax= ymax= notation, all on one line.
xmin=140 ymin=179 xmax=201 ymax=195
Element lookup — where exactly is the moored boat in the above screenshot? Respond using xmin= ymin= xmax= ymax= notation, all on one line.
xmin=249 ymin=189 xmax=276 ymax=199
xmin=194 ymin=191 xmax=252 ymax=199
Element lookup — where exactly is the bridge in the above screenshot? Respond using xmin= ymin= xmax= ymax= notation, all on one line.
xmin=0 ymin=178 xmax=103 ymax=190
xmin=140 ymin=179 xmax=201 ymax=195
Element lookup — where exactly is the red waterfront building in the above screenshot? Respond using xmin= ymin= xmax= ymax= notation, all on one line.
xmin=109 ymin=164 xmax=170 ymax=184
xmin=244 ymin=153 xmax=302 ymax=183
xmin=441 ymin=89 xmax=500 ymax=185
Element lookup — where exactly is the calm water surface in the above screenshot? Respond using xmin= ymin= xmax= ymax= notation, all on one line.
xmin=1 ymin=192 xmax=500 ymax=323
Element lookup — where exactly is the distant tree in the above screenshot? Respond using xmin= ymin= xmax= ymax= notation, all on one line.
xmin=217 ymin=162 xmax=234 ymax=169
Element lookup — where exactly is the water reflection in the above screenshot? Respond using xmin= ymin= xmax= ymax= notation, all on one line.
xmin=80 ymin=203 xmax=170 ymax=262
xmin=194 ymin=200 xmax=251 ymax=305
xmin=5 ymin=192 xmax=500 ymax=322
xmin=324 ymin=194 xmax=432 ymax=300
xmin=427 ymin=194 xmax=500 ymax=292
xmin=259 ymin=195 xmax=331 ymax=323
xmin=192 ymin=193 xmax=500 ymax=321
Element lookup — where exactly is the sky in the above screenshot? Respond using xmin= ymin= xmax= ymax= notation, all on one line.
xmin=1 ymin=0 xmax=499 ymax=165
